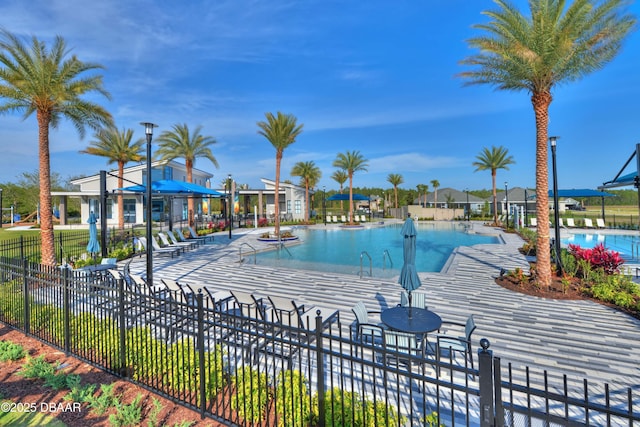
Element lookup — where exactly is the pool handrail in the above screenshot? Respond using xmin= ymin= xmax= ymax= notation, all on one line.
xmin=360 ymin=251 xmax=372 ymax=278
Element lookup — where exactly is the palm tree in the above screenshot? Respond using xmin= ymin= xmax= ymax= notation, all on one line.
xmin=331 ymin=169 xmax=348 ymax=211
xmin=387 ymin=173 xmax=404 ymax=209
xmin=472 ymin=146 xmax=515 ymax=226
xmin=460 ymin=0 xmax=634 ymax=288
xmin=81 ymin=126 xmax=145 ymax=230
xmin=0 ymin=31 xmax=112 ymax=266
xmin=155 ymin=123 xmax=219 ymax=227
xmin=430 ymin=179 xmax=440 ymax=209
xmin=333 ymin=151 xmax=368 ymax=224
xmin=257 ymin=112 xmax=303 ymax=236
xmin=291 ymin=161 xmax=322 ymax=222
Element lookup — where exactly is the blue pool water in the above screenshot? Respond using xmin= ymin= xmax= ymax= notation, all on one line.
xmin=562 ymin=233 xmax=640 ymax=260
xmin=255 ymin=223 xmax=500 ymax=276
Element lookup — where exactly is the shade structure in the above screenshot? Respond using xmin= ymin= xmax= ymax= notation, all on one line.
xmin=118 ymin=179 xmax=224 ymax=196
xmin=327 ymin=193 xmax=369 ymax=201
xmin=86 ymin=211 xmax=101 ymax=256
xmin=398 ymin=215 xmax=421 ymax=307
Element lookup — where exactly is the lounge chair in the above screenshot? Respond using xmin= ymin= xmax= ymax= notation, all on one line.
xmin=341 ymin=215 xmax=347 ymax=223
xmin=326 ymin=215 xmax=333 ymax=223
xmin=566 ymin=218 xmax=576 ymax=228
xmin=174 ymin=229 xmax=204 ymax=247
xmin=188 ymin=226 xmax=214 ymax=243
xmin=529 ymin=218 xmax=537 ymax=227
xmin=157 ymin=232 xmax=189 ymax=253
xmin=584 ymin=218 xmax=595 ymax=228
xmin=596 ymin=218 xmax=606 ymax=228
xmin=558 ymin=218 xmax=566 ymax=229
xmin=332 ymin=215 xmax=338 ymax=223
xmin=267 ymin=296 xmax=339 ymax=331
xmin=167 ymin=230 xmax=198 ymax=250
xmin=137 ymin=236 xmax=181 ymax=258
xmin=360 ymin=215 xmax=367 ymax=222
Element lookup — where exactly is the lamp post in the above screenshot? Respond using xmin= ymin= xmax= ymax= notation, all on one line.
xmin=0 ymin=188 xmax=3 ymax=227
xmin=465 ymin=188 xmax=470 ymax=221
xmin=550 ymin=136 xmax=562 ymax=275
xmin=524 ymin=188 xmax=529 ymax=227
xmin=227 ymin=174 xmax=232 ymax=239
xmin=504 ymin=182 xmax=509 ymax=229
xmin=322 ymin=186 xmax=326 ymax=225
xmin=141 ymin=122 xmax=157 ymax=286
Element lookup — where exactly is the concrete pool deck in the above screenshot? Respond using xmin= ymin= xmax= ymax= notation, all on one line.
xmin=127 ymin=220 xmax=640 ymax=392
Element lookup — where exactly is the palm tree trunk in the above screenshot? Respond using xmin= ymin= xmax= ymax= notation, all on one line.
xmin=532 ymin=91 xmax=553 ymax=289
xmin=491 ymin=170 xmax=497 ymax=225
xmin=274 ymin=153 xmax=282 ymax=235
xmin=186 ymin=160 xmax=194 ymax=227
xmin=118 ymin=162 xmax=125 ymax=230
xmin=37 ymin=111 xmax=56 ymax=266
xmin=348 ymin=174 xmax=354 ymax=224
xmin=304 ymin=183 xmax=309 ymax=222
xmin=394 ymin=186 xmax=398 ymax=209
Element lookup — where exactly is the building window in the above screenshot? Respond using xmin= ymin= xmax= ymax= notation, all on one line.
xmin=106 ymin=199 xmax=113 ymax=219
xmin=294 ymin=200 xmax=301 ymax=214
xmin=123 ymin=199 xmax=136 ymax=223
xmin=287 ymin=200 xmax=291 ymax=213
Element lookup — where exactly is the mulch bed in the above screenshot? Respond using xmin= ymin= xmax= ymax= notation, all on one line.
xmin=0 ymin=324 xmax=226 ymax=427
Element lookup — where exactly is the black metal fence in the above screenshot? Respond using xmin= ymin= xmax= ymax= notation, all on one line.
xmin=0 ymin=258 xmax=638 ymax=426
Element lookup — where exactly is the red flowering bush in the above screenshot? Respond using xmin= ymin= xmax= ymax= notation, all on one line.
xmin=568 ymin=243 xmax=624 ymax=275
xmin=258 ymin=218 xmax=269 ymax=227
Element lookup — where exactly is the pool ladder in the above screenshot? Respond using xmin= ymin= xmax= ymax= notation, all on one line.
xmin=360 ymin=249 xmax=393 ymax=278
xmin=239 ymin=242 xmax=257 ymax=264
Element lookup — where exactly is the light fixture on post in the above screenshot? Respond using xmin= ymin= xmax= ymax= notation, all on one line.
xmin=227 ymin=174 xmax=232 ymax=239
xmin=504 ymin=182 xmax=509 ymax=229
xmin=550 ymin=136 xmax=562 ymax=276
xmin=465 ymin=188 xmax=470 ymax=221
xmin=140 ymin=122 xmax=157 ymax=286
xmin=322 ymin=186 xmax=326 ymax=226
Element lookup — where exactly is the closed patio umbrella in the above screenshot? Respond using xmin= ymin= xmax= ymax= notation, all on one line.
xmin=398 ymin=213 xmax=421 ymax=308
xmin=86 ymin=211 xmax=100 ymax=264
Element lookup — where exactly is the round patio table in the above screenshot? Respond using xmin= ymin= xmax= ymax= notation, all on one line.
xmin=381 ymin=306 xmax=442 ymax=334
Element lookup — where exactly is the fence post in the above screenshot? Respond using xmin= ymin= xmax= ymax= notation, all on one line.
xmin=315 ymin=311 xmax=325 ymax=427
xmin=22 ymin=258 xmax=30 ymax=334
xmin=118 ymin=276 xmax=127 ymax=377
xmin=493 ymin=355 xmax=504 ymax=427
xmin=196 ymin=291 xmax=206 ymax=419
xmin=63 ymin=267 xmax=70 ymax=355
xmin=478 ymin=338 xmax=495 ymax=427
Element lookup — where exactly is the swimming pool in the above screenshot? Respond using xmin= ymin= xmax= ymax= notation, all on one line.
xmin=562 ymin=233 xmax=640 ymax=260
xmin=255 ymin=223 xmax=500 ymax=276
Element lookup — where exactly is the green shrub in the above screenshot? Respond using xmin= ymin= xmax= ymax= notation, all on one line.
xmin=232 ymin=366 xmax=271 ymax=423
xmin=0 ymin=340 xmax=26 ymax=361
xmin=18 ymin=355 xmax=55 ymax=379
xmin=167 ymin=339 xmax=226 ymax=402
xmin=275 ymin=370 xmax=311 ymax=427
xmin=86 ymin=383 xmax=119 ymax=415
xmin=109 ymin=393 xmax=143 ymax=427
xmin=311 ymin=388 xmax=405 ymax=427
xmin=560 ymin=249 xmax=578 ymax=277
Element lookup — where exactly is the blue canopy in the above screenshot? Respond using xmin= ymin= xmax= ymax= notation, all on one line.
xmin=118 ymin=180 xmax=224 ymax=196
xmin=327 ymin=193 xmax=369 ymax=201
xmin=548 ymin=189 xmax=615 ymax=198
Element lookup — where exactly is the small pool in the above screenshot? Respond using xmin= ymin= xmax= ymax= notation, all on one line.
xmin=561 ymin=233 xmax=640 ymax=260
xmin=255 ymin=223 xmax=500 ymax=276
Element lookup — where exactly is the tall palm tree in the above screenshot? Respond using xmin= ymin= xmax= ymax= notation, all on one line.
xmin=291 ymin=161 xmax=322 ymax=222
xmin=81 ymin=126 xmax=145 ymax=230
xmin=0 ymin=31 xmax=112 ymax=266
xmin=430 ymin=179 xmax=440 ymax=209
xmin=460 ymin=0 xmax=635 ymax=288
xmin=387 ymin=173 xmax=404 ymax=209
xmin=155 ymin=123 xmax=219 ymax=227
xmin=473 ymin=146 xmax=515 ymax=226
xmin=333 ymin=150 xmax=368 ymax=224
xmin=257 ymin=112 xmax=303 ymax=236
xmin=331 ymin=169 xmax=348 ymax=211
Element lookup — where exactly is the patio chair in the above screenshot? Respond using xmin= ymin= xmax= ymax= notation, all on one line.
xmin=558 ymin=218 xmax=566 ymax=229
xmin=188 ymin=226 xmax=214 ymax=243
xmin=351 ymin=301 xmax=386 ymax=343
xmin=400 ymin=291 xmax=427 ymax=310
xmin=584 ymin=218 xmax=595 ymax=228
xmin=529 ymin=218 xmax=537 ymax=227
xmin=566 ymin=218 xmax=576 ymax=228
xmin=332 ymin=215 xmax=338 ymax=223
xmin=381 ymin=329 xmax=425 ymax=370
xmin=174 ymin=229 xmax=204 ymax=247
xmin=326 ymin=215 xmax=333 ymax=223
xmin=435 ymin=314 xmax=477 ymax=376
xmin=596 ymin=218 xmax=606 ymax=228
xmin=101 ymin=257 xmax=117 ymax=266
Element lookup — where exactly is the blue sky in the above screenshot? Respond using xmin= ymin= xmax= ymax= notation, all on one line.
xmin=1 ymin=0 xmax=639 ymax=192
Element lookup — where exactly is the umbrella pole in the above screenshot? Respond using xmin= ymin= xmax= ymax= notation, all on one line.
xmin=408 ymin=291 xmax=412 ymax=318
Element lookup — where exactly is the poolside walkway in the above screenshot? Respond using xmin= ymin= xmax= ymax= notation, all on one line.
xmin=127 ymin=221 xmax=640 ymax=392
